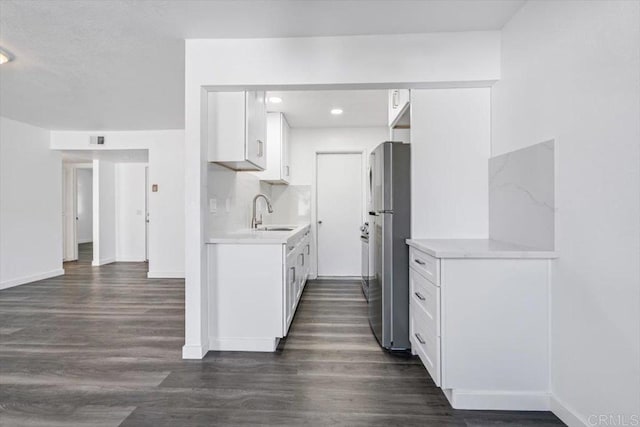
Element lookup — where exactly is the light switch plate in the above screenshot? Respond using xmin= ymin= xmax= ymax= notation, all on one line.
xmin=209 ymin=198 xmax=217 ymax=213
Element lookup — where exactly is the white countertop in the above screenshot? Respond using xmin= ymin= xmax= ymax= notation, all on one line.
xmin=406 ymin=238 xmax=558 ymax=259
xmin=208 ymin=224 xmax=310 ymax=245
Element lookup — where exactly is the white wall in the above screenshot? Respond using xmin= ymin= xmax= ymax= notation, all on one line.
xmin=0 ymin=117 xmax=63 ymax=289
xmin=184 ymin=31 xmax=502 ymax=358
xmin=76 ymin=168 xmax=93 ymax=243
xmin=116 ymin=163 xmax=147 ymax=261
xmin=289 ymin=127 xmax=387 ymax=187
xmin=410 ymin=88 xmax=491 ymax=239
xmin=51 ymin=130 xmax=185 ymax=278
xmin=93 ymin=159 xmax=116 ymax=266
xmin=491 ymin=1 xmax=640 ymax=425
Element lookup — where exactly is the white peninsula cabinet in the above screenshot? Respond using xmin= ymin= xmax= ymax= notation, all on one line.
xmin=208 ymin=91 xmax=267 ymax=171
xmin=255 ymin=112 xmax=291 ymax=184
xmin=406 ymin=239 xmax=558 ymax=411
xmin=207 ymin=225 xmax=311 ymax=352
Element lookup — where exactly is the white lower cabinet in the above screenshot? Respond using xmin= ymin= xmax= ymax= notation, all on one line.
xmin=408 ymin=243 xmax=554 ymax=411
xmin=208 ymin=227 xmax=311 ymax=352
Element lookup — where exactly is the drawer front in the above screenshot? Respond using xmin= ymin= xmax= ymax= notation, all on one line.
xmin=409 ymin=247 xmax=439 ymax=285
xmin=410 ymin=300 xmax=441 ymax=386
xmin=410 ymin=269 xmax=440 ymax=337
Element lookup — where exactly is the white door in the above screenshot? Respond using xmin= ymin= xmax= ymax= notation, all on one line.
xmin=316 ymin=153 xmax=363 ymax=277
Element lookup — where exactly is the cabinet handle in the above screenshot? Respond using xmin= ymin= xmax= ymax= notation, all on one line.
xmin=306 ymin=244 xmax=310 ymax=255
xmin=414 ymin=258 xmax=426 ymax=266
xmin=257 ymin=140 xmax=264 ymax=157
xmin=414 ymin=292 xmax=426 ymax=301
xmin=392 ymin=90 xmax=399 ymax=108
xmin=290 ymin=266 xmax=296 ymax=283
xmin=301 ymin=253 xmax=305 ymax=266
xmin=285 ymin=166 xmax=290 ymax=177
xmin=414 ymin=333 xmax=426 ymax=345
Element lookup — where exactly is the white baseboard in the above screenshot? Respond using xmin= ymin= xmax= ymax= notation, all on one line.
xmin=0 ymin=268 xmax=65 ymax=290
xmin=551 ymin=396 xmax=588 ymax=427
xmin=147 ymin=271 xmax=185 ymax=279
xmin=443 ymin=389 xmax=551 ymax=411
xmin=115 ymin=257 xmax=146 ymax=262
xmin=92 ymin=257 xmax=115 ymax=266
xmin=209 ymin=336 xmax=279 ymax=352
xmin=316 ymin=275 xmax=361 ymax=281
xmin=182 ymin=344 xmax=208 ymax=359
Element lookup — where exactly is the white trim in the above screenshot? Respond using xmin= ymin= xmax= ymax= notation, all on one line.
xmin=550 ymin=396 xmax=588 ymax=427
xmin=0 ymin=268 xmax=65 ymax=290
xmin=147 ymin=271 xmax=185 ymax=279
xmin=92 ymin=257 xmax=115 ymax=266
xmin=209 ymin=336 xmax=280 ymax=352
xmin=443 ymin=389 xmax=551 ymax=411
xmin=316 ymin=275 xmax=361 ymax=281
xmin=182 ymin=344 xmax=208 ymax=359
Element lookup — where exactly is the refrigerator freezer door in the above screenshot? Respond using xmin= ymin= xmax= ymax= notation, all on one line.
xmin=372 ymin=143 xmax=393 ymax=213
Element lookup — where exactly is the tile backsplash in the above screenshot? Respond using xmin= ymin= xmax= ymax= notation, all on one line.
xmin=489 ymin=140 xmax=556 ymax=250
xmin=207 ymin=164 xmax=311 ymax=233
xmin=268 ymin=185 xmax=312 ymax=225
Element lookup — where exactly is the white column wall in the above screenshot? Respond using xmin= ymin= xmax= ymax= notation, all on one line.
xmin=185 ymin=32 xmax=501 ymax=358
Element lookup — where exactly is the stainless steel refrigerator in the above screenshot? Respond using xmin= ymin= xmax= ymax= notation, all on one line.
xmin=368 ymin=141 xmax=411 ymax=351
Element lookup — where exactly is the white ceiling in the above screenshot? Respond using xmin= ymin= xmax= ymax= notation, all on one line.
xmin=0 ymin=0 xmax=525 ymax=131
xmin=266 ymin=90 xmax=387 ymax=128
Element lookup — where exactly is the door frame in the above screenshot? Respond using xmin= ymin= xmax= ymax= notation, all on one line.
xmin=62 ymin=163 xmax=78 ymax=261
xmin=312 ymin=149 xmax=367 ymax=279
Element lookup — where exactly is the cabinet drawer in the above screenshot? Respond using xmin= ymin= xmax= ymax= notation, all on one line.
xmin=410 ymin=269 xmax=440 ymax=337
xmin=410 ymin=300 xmax=441 ymax=386
xmin=409 ymin=247 xmax=439 ymax=285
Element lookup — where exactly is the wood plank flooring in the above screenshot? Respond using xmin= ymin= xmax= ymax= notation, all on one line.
xmin=0 ymin=244 xmax=564 ymax=426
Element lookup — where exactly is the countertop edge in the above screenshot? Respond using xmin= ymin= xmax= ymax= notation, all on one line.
xmin=406 ymin=239 xmax=559 ymax=259
xmin=207 ymin=224 xmax=311 ymax=245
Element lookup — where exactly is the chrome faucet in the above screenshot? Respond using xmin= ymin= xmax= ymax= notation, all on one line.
xmin=251 ymin=193 xmax=274 ymax=229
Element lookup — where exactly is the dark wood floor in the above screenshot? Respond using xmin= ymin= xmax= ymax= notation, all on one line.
xmin=0 ymin=244 xmax=564 ymax=426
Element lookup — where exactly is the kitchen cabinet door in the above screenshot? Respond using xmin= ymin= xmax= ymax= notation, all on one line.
xmin=245 ymin=91 xmax=267 ymax=170
xmin=388 ymin=89 xmax=410 ymax=128
xmin=257 ymin=112 xmax=290 ymax=184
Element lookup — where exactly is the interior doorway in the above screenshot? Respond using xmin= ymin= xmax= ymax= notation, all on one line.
xmin=62 ymin=162 xmax=93 ymax=263
xmin=315 ymin=151 xmax=364 ymax=277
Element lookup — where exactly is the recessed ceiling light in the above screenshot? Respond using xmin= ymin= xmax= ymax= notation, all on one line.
xmin=268 ymin=97 xmax=282 ymax=104
xmin=0 ymin=48 xmax=13 ymax=65
xmin=330 ymin=108 xmax=343 ymax=115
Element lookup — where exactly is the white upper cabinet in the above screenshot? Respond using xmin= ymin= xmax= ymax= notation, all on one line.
xmin=388 ymin=89 xmax=410 ymax=128
xmin=256 ymin=112 xmax=291 ymax=184
xmin=208 ymin=91 xmax=267 ymax=171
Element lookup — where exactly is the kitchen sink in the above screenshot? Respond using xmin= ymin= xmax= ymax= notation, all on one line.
xmin=257 ymin=226 xmax=296 ymax=231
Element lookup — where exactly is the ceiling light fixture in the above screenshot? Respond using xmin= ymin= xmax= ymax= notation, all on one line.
xmin=268 ymin=97 xmax=282 ymax=104
xmin=330 ymin=108 xmax=343 ymax=115
xmin=0 ymin=47 xmax=13 ymax=64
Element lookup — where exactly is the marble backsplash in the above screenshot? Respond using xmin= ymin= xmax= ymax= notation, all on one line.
xmin=208 ymin=163 xmax=311 ymax=233
xmin=268 ymin=185 xmax=312 ymax=225
xmin=489 ymin=140 xmax=556 ymax=250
